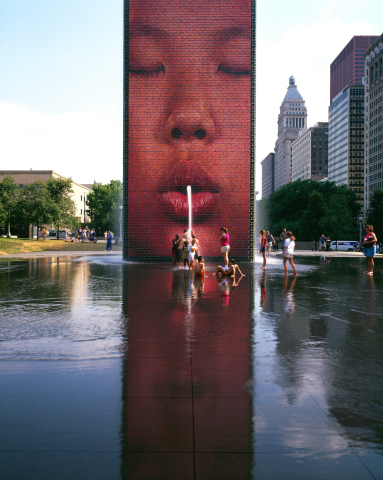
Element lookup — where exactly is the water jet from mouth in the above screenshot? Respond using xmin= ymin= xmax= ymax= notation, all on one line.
xmin=187 ymin=185 xmax=192 ymax=235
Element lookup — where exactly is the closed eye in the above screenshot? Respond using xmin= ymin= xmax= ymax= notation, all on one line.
xmin=217 ymin=64 xmax=251 ymax=78
xmin=129 ymin=63 xmax=165 ymax=77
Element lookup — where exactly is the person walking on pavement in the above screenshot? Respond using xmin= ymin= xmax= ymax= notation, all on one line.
xmin=266 ymin=231 xmax=274 ymax=257
xmin=106 ymin=231 xmax=114 ymax=251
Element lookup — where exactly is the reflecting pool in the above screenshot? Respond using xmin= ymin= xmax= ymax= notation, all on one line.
xmin=1 ymin=255 xmax=383 ymax=479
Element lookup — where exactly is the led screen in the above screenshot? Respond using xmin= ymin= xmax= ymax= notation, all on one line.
xmin=124 ymin=0 xmax=255 ymax=260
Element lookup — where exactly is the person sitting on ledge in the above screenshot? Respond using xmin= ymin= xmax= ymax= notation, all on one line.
xmin=216 ymin=259 xmax=245 ymax=279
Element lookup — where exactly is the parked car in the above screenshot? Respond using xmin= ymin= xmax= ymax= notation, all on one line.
xmin=48 ymin=230 xmax=67 ymax=239
xmin=330 ymin=241 xmax=358 ymax=252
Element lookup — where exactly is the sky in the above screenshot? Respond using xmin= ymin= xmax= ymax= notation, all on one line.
xmin=0 ymin=0 xmax=382 ymax=196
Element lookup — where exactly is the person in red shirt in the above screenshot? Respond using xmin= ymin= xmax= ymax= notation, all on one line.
xmin=362 ymin=225 xmax=377 ymax=275
xmin=260 ymin=229 xmax=267 ymax=270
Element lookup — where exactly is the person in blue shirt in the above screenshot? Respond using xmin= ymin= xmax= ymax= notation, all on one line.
xmin=106 ymin=231 xmax=114 ymax=251
xmin=90 ymin=229 xmax=97 ymax=243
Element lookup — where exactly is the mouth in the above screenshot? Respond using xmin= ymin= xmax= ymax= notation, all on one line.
xmin=158 ymin=162 xmax=219 ymax=223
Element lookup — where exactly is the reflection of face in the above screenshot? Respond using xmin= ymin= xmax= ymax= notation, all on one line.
xmin=128 ymin=0 xmax=251 ymax=257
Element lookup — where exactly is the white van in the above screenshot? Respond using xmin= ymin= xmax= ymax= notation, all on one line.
xmin=330 ymin=241 xmax=358 ymax=252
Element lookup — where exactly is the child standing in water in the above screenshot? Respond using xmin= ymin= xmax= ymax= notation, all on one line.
xmin=283 ymin=231 xmax=297 ymax=275
xmin=183 ymin=241 xmax=190 ymax=269
xmin=188 ymin=238 xmax=198 ymax=270
xmin=194 ymin=256 xmax=205 ymax=277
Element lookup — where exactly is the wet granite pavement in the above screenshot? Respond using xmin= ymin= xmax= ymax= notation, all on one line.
xmin=0 ymin=254 xmax=383 ymax=479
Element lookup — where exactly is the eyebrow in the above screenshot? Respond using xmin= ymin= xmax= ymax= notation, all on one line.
xmin=129 ymin=22 xmax=169 ymax=40
xmin=215 ymin=26 xmax=251 ymax=42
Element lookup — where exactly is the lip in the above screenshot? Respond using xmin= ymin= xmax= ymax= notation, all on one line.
xmin=158 ymin=162 xmax=219 ymax=223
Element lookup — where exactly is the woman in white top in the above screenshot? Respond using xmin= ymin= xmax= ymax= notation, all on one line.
xmin=283 ymin=231 xmax=297 ymax=275
xmin=257 ymin=234 xmax=262 ymax=253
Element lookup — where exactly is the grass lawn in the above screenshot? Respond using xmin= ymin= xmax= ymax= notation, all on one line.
xmin=0 ymin=238 xmax=122 ymax=255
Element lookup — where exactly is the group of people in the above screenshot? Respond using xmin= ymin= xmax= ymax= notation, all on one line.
xmin=172 ymin=229 xmax=204 ymax=276
xmin=259 ymin=229 xmax=297 ymax=275
xmin=319 ymin=234 xmax=332 ymax=252
xmin=65 ymin=227 xmax=97 ymax=243
xmin=171 ymin=227 xmax=246 ymax=280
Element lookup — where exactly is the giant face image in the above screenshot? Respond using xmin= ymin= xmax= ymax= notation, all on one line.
xmin=127 ymin=0 xmax=252 ymax=258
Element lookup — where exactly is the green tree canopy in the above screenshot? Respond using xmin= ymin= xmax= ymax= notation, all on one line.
xmin=86 ymin=180 xmax=123 ymax=235
xmin=367 ymin=189 xmax=383 ymax=244
xmin=259 ymin=179 xmax=359 ymax=241
xmin=46 ymin=177 xmax=79 ymax=234
xmin=0 ymin=175 xmax=22 ymax=237
xmin=18 ymin=181 xmax=60 ymax=240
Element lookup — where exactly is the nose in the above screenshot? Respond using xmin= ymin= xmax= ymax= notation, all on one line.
xmin=163 ymin=82 xmax=217 ymax=143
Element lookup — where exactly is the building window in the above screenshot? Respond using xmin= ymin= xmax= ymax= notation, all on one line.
xmin=81 ymin=195 xmax=82 ymax=201
xmin=81 ymin=209 xmax=82 ymax=214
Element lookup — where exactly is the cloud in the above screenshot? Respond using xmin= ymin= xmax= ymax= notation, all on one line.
xmin=0 ymin=101 xmax=122 ymax=185
xmin=256 ymin=18 xmax=376 ymax=197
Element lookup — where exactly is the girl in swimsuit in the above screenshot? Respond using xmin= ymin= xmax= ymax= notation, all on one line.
xmin=216 ymin=259 xmax=245 ymax=278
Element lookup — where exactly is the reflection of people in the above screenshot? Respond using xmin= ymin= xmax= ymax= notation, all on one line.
xmin=128 ymin=0 xmax=251 ymax=257
xmin=282 ymin=275 xmax=297 ymax=318
xmin=260 ymin=271 xmax=266 ymax=307
xmin=362 ymin=225 xmax=377 ymax=276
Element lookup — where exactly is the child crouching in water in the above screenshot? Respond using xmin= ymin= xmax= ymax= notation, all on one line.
xmin=194 ymin=256 xmax=205 ymax=277
xmin=283 ymin=231 xmax=298 ymax=275
xmin=183 ymin=241 xmax=189 ymax=269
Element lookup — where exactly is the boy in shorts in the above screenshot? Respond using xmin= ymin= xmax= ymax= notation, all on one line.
xmin=183 ymin=241 xmax=189 ymax=269
xmin=194 ymin=257 xmax=205 ymax=277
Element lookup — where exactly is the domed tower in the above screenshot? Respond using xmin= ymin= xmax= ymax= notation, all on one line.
xmin=274 ymin=76 xmax=308 ymax=189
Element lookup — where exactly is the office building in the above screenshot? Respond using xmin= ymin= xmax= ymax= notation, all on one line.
xmin=261 ymin=153 xmax=275 ymax=198
xmin=364 ymin=33 xmax=383 ymax=210
xmin=330 ymin=36 xmax=378 ymax=104
xmin=291 ymin=123 xmax=328 ymax=182
xmin=274 ymin=76 xmax=308 ymax=190
xmin=0 ymin=170 xmax=92 ymax=224
xmin=328 ymin=85 xmax=365 ymax=212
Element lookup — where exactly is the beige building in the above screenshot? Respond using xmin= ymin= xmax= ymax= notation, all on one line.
xmin=291 ymin=123 xmax=329 ymax=182
xmin=0 ymin=170 xmax=93 ymax=224
xmin=274 ymin=76 xmax=308 ymax=190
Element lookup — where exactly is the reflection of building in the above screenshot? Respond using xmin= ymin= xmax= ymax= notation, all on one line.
xmin=328 ymin=85 xmax=365 ymax=213
xmin=330 ymin=36 xmax=379 ymax=104
xmin=0 ymin=170 xmax=92 ymax=223
xmin=364 ymin=33 xmax=383 ymax=210
xmin=291 ymin=123 xmax=328 ymax=181
xmin=261 ymin=153 xmax=275 ymax=198
xmin=274 ymin=76 xmax=308 ymax=190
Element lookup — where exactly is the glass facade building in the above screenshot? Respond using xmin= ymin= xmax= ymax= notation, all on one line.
xmin=330 ymin=36 xmax=378 ymax=103
xmin=328 ymin=85 xmax=365 ymax=212
xmin=364 ymin=33 xmax=383 ymax=210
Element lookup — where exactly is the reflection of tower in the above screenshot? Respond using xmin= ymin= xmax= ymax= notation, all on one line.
xmin=274 ymin=76 xmax=308 ymax=190
xmin=120 ymin=265 xmax=254 ymax=477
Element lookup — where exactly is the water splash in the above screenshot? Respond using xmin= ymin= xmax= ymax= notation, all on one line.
xmin=187 ymin=185 xmax=192 ymax=234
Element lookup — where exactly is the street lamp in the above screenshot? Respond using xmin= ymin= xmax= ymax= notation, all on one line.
xmin=359 ymin=216 xmax=363 ymax=250
xmin=119 ymin=205 xmax=123 ymax=244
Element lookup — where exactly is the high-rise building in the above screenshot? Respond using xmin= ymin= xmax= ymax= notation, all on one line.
xmin=291 ymin=123 xmax=328 ymax=182
xmin=330 ymin=36 xmax=378 ymax=104
xmin=364 ymin=33 xmax=383 ymax=211
xmin=274 ymin=76 xmax=308 ymax=190
xmin=328 ymin=85 xmax=365 ymax=213
xmin=261 ymin=153 xmax=275 ymax=198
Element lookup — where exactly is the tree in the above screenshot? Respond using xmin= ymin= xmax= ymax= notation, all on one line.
xmin=18 ymin=181 xmax=60 ymax=240
xmin=0 ymin=175 xmax=22 ymax=237
xmin=367 ymin=189 xmax=383 ymax=244
xmin=46 ymin=177 xmax=79 ymax=236
xmin=86 ymin=180 xmax=123 ymax=235
xmin=300 ymin=190 xmax=327 ymax=241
